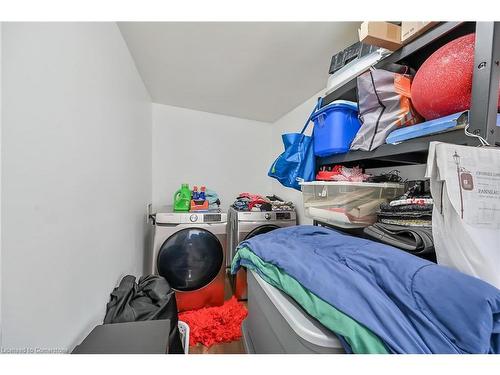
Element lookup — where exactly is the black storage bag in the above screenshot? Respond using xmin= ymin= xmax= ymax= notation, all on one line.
xmin=104 ymin=275 xmax=184 ymax=353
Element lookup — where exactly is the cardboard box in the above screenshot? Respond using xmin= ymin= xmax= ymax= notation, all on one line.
xmin=401 ymin=22 xmax=439 ymax=44
xmin=358 ymin=22 xmax=402 ymax=51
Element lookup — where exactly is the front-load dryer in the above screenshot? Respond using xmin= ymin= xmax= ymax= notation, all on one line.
xmin=151 ymin=209 xmax=227 ymax=312
xmin=227 ymin=207 xmax=296 ymax=299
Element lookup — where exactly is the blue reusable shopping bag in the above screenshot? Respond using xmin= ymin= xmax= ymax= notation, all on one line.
xmin=268 ymin=98 xmax=321 ymax=191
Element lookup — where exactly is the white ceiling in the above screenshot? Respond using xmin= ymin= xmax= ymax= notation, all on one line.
xmin=118 ymin=22 xmax=360 ymax=122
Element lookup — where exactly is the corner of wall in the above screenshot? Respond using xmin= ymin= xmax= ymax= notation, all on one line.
xmin=115 ymin=22 xmax=152 ymax=103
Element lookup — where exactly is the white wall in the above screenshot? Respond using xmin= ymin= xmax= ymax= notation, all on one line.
xmin=270 ymin=91 xmax=325 ymax=224
xmin=1 ymin=23 xmax=152 ymax=352
xmin=152 ymin=103 xmax=272 ymax=210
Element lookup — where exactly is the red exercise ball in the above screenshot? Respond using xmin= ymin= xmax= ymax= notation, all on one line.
xmin=411 ymin=33 xmax=500 ymax=120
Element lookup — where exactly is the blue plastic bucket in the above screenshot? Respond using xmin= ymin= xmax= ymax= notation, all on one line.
xmin=311 ymin=100 xmax=361 ymax=157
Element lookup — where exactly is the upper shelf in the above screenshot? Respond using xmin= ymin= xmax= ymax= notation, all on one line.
xmin=322 ymin=22 xmax=476 ymax=105
xmin=318 ymin=21 xmax=481 ymax=168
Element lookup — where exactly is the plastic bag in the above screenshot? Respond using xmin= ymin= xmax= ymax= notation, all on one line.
xmin=104 ymin=275 xmax=184 ymax=353
xmin=268 ymin=99 xmax=319 ymax=191
xmin=350 ymin=64 xmax=422 ymax=151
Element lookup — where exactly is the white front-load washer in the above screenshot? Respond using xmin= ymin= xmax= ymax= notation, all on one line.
xmin=151 ymin=209 xmax=227 ymax=312
xmin=227 ymin=207 xmax=297 ymax=299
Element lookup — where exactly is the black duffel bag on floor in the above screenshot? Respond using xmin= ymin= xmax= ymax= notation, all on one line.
xmin=104 ymin=274 xmax=184 ymax=354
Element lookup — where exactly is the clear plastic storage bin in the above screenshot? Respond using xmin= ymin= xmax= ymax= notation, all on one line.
xmin=300 ymin=181 xmax=405 ymax=228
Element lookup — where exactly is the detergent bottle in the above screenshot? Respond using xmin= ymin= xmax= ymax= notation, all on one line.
xmin=199 ymin=186 xmax=206 ymax=201
xmin=192 ymin=185 xmax=199 ymax=200
xmin=173 ymin=184 xmax=191 ymax=212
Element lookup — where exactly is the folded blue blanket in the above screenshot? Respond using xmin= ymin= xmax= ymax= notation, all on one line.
xmin=238 ymin=225 xmax=500 ymax=353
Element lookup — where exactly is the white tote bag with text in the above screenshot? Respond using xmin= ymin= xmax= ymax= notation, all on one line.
xmin=426 ymin=142 xmax=500 ymax=289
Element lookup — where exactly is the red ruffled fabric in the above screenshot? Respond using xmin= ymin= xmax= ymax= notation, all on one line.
xmin=179 ymin=297 xmax=248 ymax=348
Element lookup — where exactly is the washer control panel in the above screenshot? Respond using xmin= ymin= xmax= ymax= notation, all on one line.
xmin=154 ymin=210 xmax=227 ymax=225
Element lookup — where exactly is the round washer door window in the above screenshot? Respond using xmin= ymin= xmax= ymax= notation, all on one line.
xmin=157 ymin=228 xmax=223 ymax=291
xmin=244 ymin=224 xmax=280 ymax=240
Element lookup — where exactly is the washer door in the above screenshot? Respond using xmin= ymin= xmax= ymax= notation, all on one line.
xmin=244 ymin=224 xmax=280 ymax=240
xmin=157 ymin=228 xmax=223 ymax=291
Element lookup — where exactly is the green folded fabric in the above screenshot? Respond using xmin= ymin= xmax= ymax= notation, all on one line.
xmin=232 ymin=246 xmax=389 ymax=354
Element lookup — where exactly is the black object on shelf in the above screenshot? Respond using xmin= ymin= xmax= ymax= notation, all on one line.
xmin=328 ymin=42 xmax=380 ymax=75
xmin=72 ymin=319 xmax=171 ymax=354
xmin=318 ymin=21 xmax=499 ymax=169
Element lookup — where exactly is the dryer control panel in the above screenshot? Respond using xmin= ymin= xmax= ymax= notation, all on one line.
xmin=204 ymin=214 xmax=222 ymax=223
xmin=275 ymin=212 xmax=292 ymax=220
